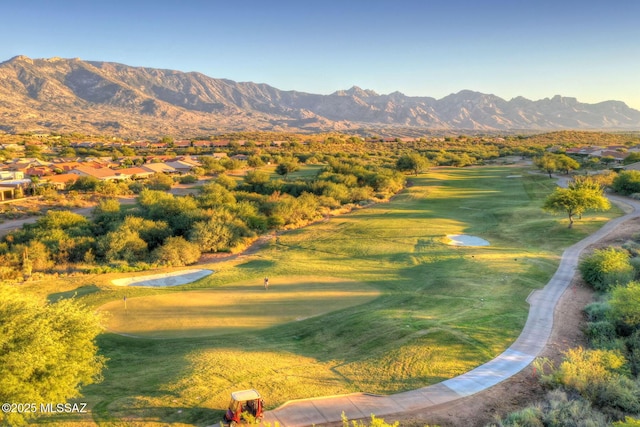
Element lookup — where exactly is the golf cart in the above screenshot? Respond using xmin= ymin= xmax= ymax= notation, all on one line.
xmin=223 ymin=389 xmax=264 ymax=426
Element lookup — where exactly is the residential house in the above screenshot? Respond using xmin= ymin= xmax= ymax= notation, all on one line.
xmin=149 ymin=142 xmax=169 ymax=150
xmin=591 ymin=150 xmax=628 ymax=163
xmin=113 ymin=167 xmax=154 ymax=180
xmin=0 ymin=179 xmax=31 ymax=201
xmin=69 ymin=166 xmax=121 ymax=181
xmin=164 ymin=160 xmax=195 ymax=173
xmin=174 ymin=156 xmax=201 ymax=166
xmin=211 ymin=140 xmax=231 ymax=148
xmin=141 ymin=163 xmax=177 ymax=174
xmin=130 ymin=141 xmax=151 ymax=149
xmin=192 ymin=140 xmax=212 ymax=148
xmin=0 ymin=171 xmax=25 ymax=180
xmin=42 ymin=174 xmax=79 ymax=190
xmin=174 ymin=140 xmax=192 ymax=148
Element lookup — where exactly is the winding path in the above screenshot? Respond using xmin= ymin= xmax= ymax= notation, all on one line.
xmin=260 ymin=194 xmax=640 ymax=427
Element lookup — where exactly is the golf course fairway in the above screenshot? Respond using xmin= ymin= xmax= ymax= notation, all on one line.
xmin=100 ymin=277 xmax=380 ymax=338
xmin=37 ymin=166 xmax=622 ymax=426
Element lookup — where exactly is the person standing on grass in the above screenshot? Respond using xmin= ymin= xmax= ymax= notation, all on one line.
xmin=264 ymin=277 xmax=269 ymax=290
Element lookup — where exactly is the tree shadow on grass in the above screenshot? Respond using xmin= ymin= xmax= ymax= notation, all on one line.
xmin=47 ymin=284 xmax=101 ymax=303
xmin=235 ymin=259 xmax=276 ymax=271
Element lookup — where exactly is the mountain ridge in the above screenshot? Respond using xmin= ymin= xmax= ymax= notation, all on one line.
xmin=1 ymin=55 xmax=638 ymax=137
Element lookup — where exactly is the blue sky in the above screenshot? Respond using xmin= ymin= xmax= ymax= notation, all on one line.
xmin=3 ymin=0 xmax=640 ymax=109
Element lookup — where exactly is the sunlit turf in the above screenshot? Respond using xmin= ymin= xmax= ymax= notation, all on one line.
xmin=29 ymin=166 xmax=623 ymax=426
xmin=99 ymin=277 xmax=379 ymax=338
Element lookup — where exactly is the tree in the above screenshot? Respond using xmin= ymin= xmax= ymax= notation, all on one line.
xmin=214 ymin=173 xmax=238 ymax=190
xmin=243 ymin=170 xmax=271 ymax=192
xmin=98 ymin=226 xmax=148 ymax=263
xmin=0 ymin=286 xmax=106 ymax=426
xmin=534 ymin=153 xmax=558 ymax=178
xmin=555 ymin=154 xmax=580 ymax=174
xmin=543 ymin=178 xmax=610 ymax=228
xmin=188 ymin=218 xmax=235 ymax=252
xmin=396 ymin=153 xmax=430 ymax=175
xmin=146 ymin=173 xmax=174 ymax=191
xmin=275 ymin=159 xmax=300 ymax=178
xmin=612 ymin=170 xmax=640 ymax=195
xmin=151 ymin=236 xmax=201 ymax=266
xmin=92 ymin=198 xmax=123 ymax=233
xmin=69 ymin=175 xmax=100 ymax=193
xmin=247 ymin=155 xmax=265 ymax=169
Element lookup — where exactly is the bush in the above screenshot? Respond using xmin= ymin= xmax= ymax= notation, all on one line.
xmin=579 ymin=248 xmax=634 ymax=292
xmin=584 ymin=301 xmax=611 ymax=322
xmin=625 ymin=329 xmax=640 ymax=377
xmin=551 ymin=347 xmax=629 ymax=401
xmin=541 ymin=390 xmax=608 ymax=427
xmin=612 ymin=171 xmax=640 ymax=195
xmin=593 ymin=374 xmax=640 ymax=415
xmin=490 ymin=390 xmax=608 ymax=427
xmin=622 ymin=241 xmax=640 ymax=257
xmin=585 ymin=321 xmax=623 ymax=350
xmin=151 ymin=236 xmax=201 ymax=267
xmin=609 ymin=281 xmax=640 ymax=327
xmin=499 ymin=406 xmax=543 ymax=426
xmin=630 ymin=257 xmax=640 ymax=279
xmin=178 ymin=174 xmax=198 ymax=184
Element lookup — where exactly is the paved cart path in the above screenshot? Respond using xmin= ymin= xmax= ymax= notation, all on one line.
xmin=260 ymin=194 xmax=640 ymax=427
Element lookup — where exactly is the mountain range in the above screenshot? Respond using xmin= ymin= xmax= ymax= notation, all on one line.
xmin=1 ymin=55 xmax=639 ymax=137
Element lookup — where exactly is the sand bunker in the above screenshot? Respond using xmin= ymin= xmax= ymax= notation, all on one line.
xmin=111 ymin=269 xmax=213 ymax=287
xmin=446 ymin=234 xmax=490 ymax=246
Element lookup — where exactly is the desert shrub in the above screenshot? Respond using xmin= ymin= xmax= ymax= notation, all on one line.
xmin=584 ymin=301 xmax=611 ymax=322
xmin=592 ymin=374 xmax=640 ymax=415
xmin=579 ymin=248 xmax=634 ymax=292
xmin=609 ymin=281 xmax=640 ymax=328
xmin=625 ymin=329 xmax=640 ymax=377
xmin=497 ymin=406 xmax=543 ymax=426
xmin=146 ymin=172 xmax=174 ymax=191
xmin=630 ymin=257 xmax=640 ymax=279
xmin=151 ymin=236 xmax=201 ymax=267
xmin=623 ymin=241 xmax=640 ymax=257
xmin=214 ymin=173 xmax=237 ymax=190
xmin=541 ymin=390 xmax=608 ymax=427
xmin=584 ymin=321 xmax=623 ymax=350
xmin=612 ymin=171 xmax=640 ymax=195
xmin=490 ymin=391 xmax=608 ymax=427
xmin=178 ymin=174 xmax=198 ymax=184
xmin=551 ymin=347 xmax=629 ymax=400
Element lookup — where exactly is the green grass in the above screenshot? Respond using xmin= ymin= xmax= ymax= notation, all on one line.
xmin=30 ymin=166 xmax=623 ymax=426
xmin=100 ymin=277 xmax=379 ymax=338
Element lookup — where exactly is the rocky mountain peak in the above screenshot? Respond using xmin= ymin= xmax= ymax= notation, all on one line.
xmin=0 ymin=56 xmax=638 ymax=136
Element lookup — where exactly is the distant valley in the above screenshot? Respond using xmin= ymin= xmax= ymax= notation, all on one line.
xmin=1 ymin=55 xmax=639 ymax=137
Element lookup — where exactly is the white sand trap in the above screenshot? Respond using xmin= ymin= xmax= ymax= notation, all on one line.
xmin=111 ymin=269 xmax=213 ymax=287
xmin=506 ymin=175 xmax=522 ymax=178
xmin=446 ymin=234 xmax=490 ymax=246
